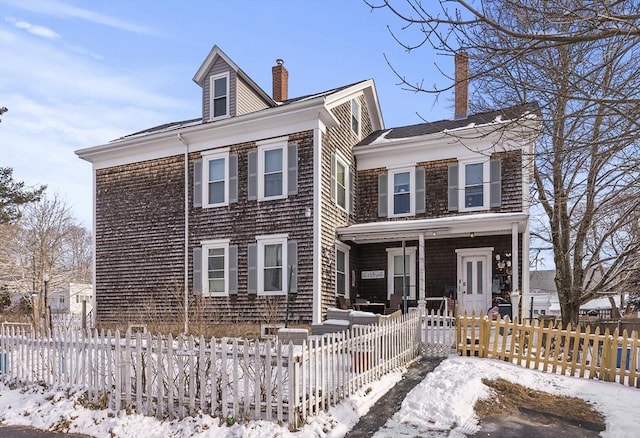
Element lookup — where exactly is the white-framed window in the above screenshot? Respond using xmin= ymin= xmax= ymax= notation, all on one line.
xmin=335 ymin=153 xmax=349 ymax=211
xmin=203 ymin=151 xmax=229 ymax=207
xmin=202 ymin=239 xmax=230 ymax=296
xmin=257 ymin=234 xmax=288 ymax=296
xmin=387 ymin=247 xmax=416 ymax=300
xmin=351 ymin=98 xmax=361 ymax=138
xmin=210 ymin=72 xmax=229 ymax=120
xmin=459 ymin=160 xmax=491 ymax=211
xmin=258 ymin=138 xmax=288 ymax=201
xmin=389 ymin=167 xmax=414 ymax=217
xmin=335 ymin=242 xmax=350 ymax=297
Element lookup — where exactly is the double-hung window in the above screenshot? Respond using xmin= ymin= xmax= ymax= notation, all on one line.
xmin=392 ymin=170 xmax=412 ymax=215
xmin=351 ymin=98 xmax=361 ymax=138
xmin=202 ymin=239 xmax=229 ymax=296
xmin=264 ymin=148 xmax=283 ymax=198
xmin=257 ymin=138 xmax=288 ymax=201
xmin=257 ymin=235 xmax=288 ymax=295
xmin=448 ymin=159 xmax=501 ymax=212
xmin=464 ymin=162 xmax=484 ymax=208
xmin=387 ymin=247 xmax=416 ymax=300
xmin=335 ymin=242 xmax=350 ymax=297
xmin=334 ymin=153 xmax=349 ymax=210
xmin=210 ymin=72 xmax=229 ymax=120
xmin=203 ymin=151 xmax=229 ymax=207
xmin=378 ymin=166 xmax=425 ymax=218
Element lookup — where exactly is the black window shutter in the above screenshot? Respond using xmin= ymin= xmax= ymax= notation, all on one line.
xmin=193 ymin=159 xmax=202 ymax=208
xmin=229 ymin=154 xmax=238 ymax=204
xmin=348 ymin=169 xmax=354 ymax=215
xmin=415 ymin=167 xmax=425 ymax=214
xmin=228 ymin=245 xmax=238 ymax=295
xmin=448 ymin=164 xmax=459 ymax=212
xmin=288 ymin=143 xmax=298 ymax=195
xmin=193 ymin=247 xmax=202 ymax=294
xmin=247 ymin=151 xmax=257 ymax=201
xmin=490 ymin=159 xmax=502 ymax=208
xmin=378 ymin=173 xmax=388 ymax=217
xmin=287 ymin=240 xmax=298 ymax=293
xmin=330 ymin=152 xmax=336 ymax=202
xmin=247 ymin=243 xmax=257 ymax=294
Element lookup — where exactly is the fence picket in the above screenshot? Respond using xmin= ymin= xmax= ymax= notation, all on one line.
xmin=2 ymin=310 xmax=636 ymax=431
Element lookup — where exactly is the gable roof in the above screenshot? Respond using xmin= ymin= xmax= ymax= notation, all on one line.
xmin=192 ymin=45 xmax=276 ymax=107
xmin=111 ymin=80 xmax=380 ymax=143
xmin=358 ymin=102 xmax=539 ymax=146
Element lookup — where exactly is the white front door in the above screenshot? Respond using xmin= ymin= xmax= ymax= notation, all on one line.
xmin=456 ymin=248 xmax=493 ymax=315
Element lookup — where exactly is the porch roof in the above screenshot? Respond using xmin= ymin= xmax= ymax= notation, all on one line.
xmin=337 ymin=212 xmax=528 ymax=243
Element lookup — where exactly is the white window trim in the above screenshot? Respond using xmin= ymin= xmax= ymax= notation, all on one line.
xmin=335 ymin=241 xmax=350 ymax=298
xmin=257 ymin=138 xmax=288 ymax=201
xmin=459 ymin=159 xmax=491 ymax=212
xmin=209 ymin=72 xmax=230 ymax=121
xmin=351 ymin=98 xmax=361 ymax=138
xmin=387 ymin=247 xmax=416 ymax=300
xmin=201 ymin=238 xmax=230 ymax=297
xmin=388 ymin=167 xmax=415 ymax=218
xmin=202 ymin=150 xmax=229 ymax=208
xmin=257 ymin=234 xmax=288 ymax=296
xmin=335 ymin=152 xmax=350 ymax=212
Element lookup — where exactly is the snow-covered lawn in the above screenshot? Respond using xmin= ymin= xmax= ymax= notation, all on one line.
xmin=1 ymin=356 xmax=639 ymax=437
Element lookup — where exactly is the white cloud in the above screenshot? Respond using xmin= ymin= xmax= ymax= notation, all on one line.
xmin=0 ymin=27 xmax=193 ymax=228
xmin=3 ymin=0 xmax=157 ymax=36
xmin=5 ymin=17 xmax=60 ymax=40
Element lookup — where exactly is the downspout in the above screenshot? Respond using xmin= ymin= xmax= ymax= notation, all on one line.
xmin=178 ymin=132 xmax=189 ymax=335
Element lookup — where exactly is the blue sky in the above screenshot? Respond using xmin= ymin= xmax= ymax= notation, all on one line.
xmin=0 ymin=0 xmax=458 ymax=228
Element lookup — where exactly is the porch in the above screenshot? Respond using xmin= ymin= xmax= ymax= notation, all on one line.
xmin=336 ymin=212 xmax=529 ymax=318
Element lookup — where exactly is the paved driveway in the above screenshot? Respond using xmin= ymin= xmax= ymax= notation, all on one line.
xmin=0 ymin=425 xmax=92 ymax=437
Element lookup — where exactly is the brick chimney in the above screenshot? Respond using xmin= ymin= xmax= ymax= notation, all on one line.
xmin=454 ymin=52 xmax=468 ymax=119
xmin=272 ymin=59 xmax=288 ymax=102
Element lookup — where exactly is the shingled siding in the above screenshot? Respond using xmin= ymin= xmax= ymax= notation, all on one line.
xmin=95 ymin=156 xmax=185 ymax=325
xmin=495 ymin=150 xmax=523 ymax=212
xmin=356 ymin=150 xmax=523 ymax=222
xmin=189 ymin=131 xmax=315 ymax=324
xmin=353 ymin=234 xmax=523 ymax=302
xmin=319 ymin=96 xmax=374 ymax=314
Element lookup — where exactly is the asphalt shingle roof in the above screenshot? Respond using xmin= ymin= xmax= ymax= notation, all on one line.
xmin=358 ymin=102 xmax=540 ymax=146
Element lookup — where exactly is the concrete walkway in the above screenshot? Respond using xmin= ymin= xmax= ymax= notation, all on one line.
xmin=345 ymin=357 xmax=444 ymax=437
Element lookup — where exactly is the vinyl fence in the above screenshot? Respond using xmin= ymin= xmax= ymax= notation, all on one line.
xmin=458 ymin=313 xmax=640 ymax=387
xmin=0 ymin=310 xmax=456 ymax=429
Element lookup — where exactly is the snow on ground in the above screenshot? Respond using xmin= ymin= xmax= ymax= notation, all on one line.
xmin=1 ymin=357 xmax=639 ymax=437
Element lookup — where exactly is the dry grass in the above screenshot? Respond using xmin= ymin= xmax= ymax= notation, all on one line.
xmin=475 ymin=378 xmax=606 ymax=427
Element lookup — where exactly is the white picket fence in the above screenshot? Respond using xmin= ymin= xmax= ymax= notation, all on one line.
xmin=0 ymin=310 xmax=456 ymax=429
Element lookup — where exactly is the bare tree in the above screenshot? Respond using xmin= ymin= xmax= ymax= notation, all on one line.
xmin=0 ymin=193 xmax=92 ymax=303
xmin=369 ymin=0 xmax=640 ymax=325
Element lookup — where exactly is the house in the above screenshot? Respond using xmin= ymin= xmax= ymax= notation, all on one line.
xmin=47 ymin=282 xmax=93 ymax=316
xmin=75 ymin=47 xmax=540 ymax=331
xmin=530 ymin=269 xmax=631 ymax=320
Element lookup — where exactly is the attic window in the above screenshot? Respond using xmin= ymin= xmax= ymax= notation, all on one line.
xmin=210 ymin=72 xmax=229 ymax=120
xmin=351 ymin=98 xmax=361 ymax=138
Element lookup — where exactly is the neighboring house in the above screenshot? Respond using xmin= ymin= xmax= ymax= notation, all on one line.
xmin=47 ymin=283 xmax=93 ymax=316
xmin=530 ymin=269 xmax=629 ymax=319
xmin=529 ymin=269 xmax=559 ymax=317
xmin=76 ymin=47 xmax=540 ymax=329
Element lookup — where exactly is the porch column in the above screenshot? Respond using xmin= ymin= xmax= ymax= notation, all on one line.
xmin=511 ymin=222 xmax=520 ymax=318
xmin=418 ymin=232 xmax=425 ymax=315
